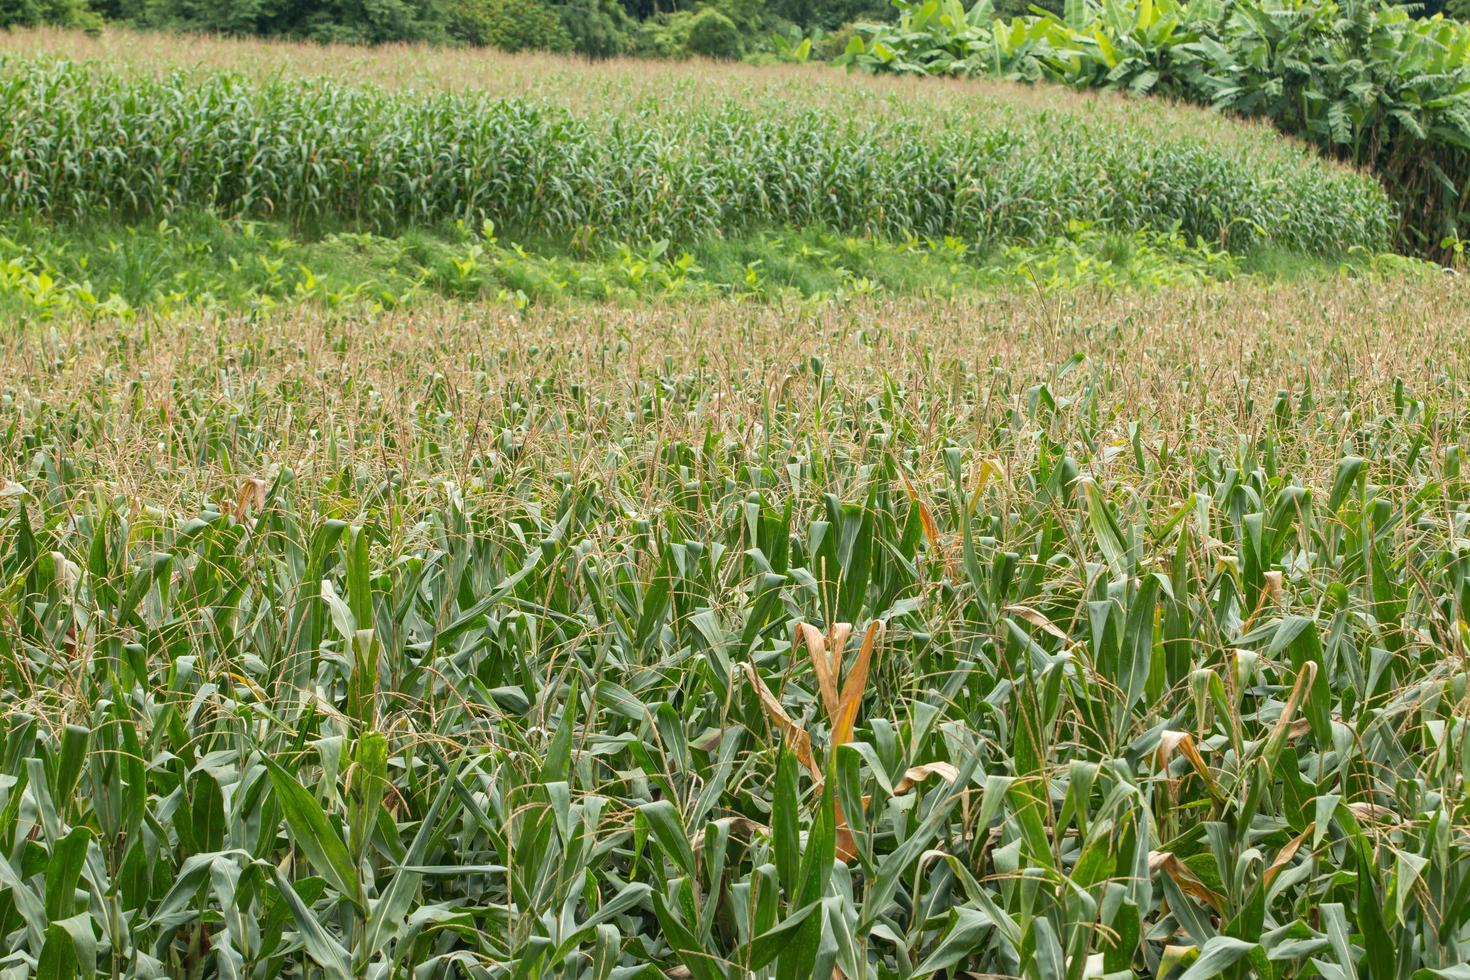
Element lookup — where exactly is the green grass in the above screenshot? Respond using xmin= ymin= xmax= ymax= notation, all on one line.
xmin=0 ymin=211 xmax=1427 ymax=319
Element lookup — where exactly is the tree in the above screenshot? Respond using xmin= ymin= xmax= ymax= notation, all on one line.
xmin=0 ymin=0 xmax=100 ymax=28
xmin=769 ymin=0 xmax=894 ymax=30
xmin=443 ymin=0 xmax=571 ymax=50
xmin=684 ymin=6 xmax=738 ymax=57
xmin=555 ymin=0 xmax=632 ymax=57
xmin=132 ymin=0 xmax=447 ymax=42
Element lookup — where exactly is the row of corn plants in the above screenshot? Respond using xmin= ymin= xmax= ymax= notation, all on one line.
xmin=846 ymin=0 xmax=1470 ymax=258
xmin=3 ymin=285 xmax=1470 ymax=976
xmin=0 ymin=55 xmax=1393 ymax=255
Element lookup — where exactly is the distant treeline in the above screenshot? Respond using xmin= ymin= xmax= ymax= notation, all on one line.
xmin=1 ymin=0 xmax=1458 ymax=60
xmin=0 ymin=0 xmax=902 ymax=60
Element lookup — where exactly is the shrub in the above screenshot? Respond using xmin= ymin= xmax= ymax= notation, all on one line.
xmin=444 ymin=0 xmax=572 ymax=51
xmin=632 ymin=8 xmax=693 ymax=57
xmin=811 ymin=20 xmax=862 ymax=59
xmin=554 ymin=0 xmax=631 ymax=57
xmin=684 ymin=7 xmax=741 ymax=59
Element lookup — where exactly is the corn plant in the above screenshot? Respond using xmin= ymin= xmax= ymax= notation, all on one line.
xmin=2 ymin=276 xmax=1470 ymax=976
xmin=0 ymin=54 xmax=1393 ymax=256
xmin=850 ymin=0 xmax=1470 ymax=258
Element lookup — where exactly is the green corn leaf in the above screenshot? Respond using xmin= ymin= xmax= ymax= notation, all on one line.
xmin=638 ymin=800 xmax=698 ymax=880
xmin=263 ymin=757 xmax=361 ymax=910
xmin=264 ymin=864 xmax=353 ymax=980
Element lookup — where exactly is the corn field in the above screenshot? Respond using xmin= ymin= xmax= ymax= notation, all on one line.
xmin=0 ymin=56 xmax=1393 ymax=253
xmin=2 ymin=279 xmax=1470 ymax=976
xmin=848 ymin=0 xmax=1470 ymax=258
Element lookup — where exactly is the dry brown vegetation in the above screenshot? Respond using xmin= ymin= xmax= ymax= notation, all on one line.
xmin=7 ymin=279 xmax=1464 ymax=507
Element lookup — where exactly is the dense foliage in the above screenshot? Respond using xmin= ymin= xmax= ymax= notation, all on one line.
xmin=118 ymin=0 xmax=446 ymax=43
xmin=5 ymin=281 xmax=1470 ymax=975
xmin=442 ymin=0 xmax=573 ymax=52
xmin=685 ymin=7 xmax=743 ymax=58
xmin=847 ymin=0 xmax=1470 ymax=258
xmin=0 ymin=0 xmax=887 ymax=59
xmin=0 ymin=0 xmax=96 ymax=29
xmin=0 ymin=57 xmax=1392 ymax=255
